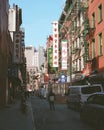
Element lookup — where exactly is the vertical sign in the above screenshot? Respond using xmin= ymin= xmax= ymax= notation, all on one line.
xmin=48 ymin=48 xmax=53 ymax=67
xmin=13 ymin=32 xmax=21 ymax=64
xmin=20 ymin=31 xmax=25 ymax=63
xmin=61 ymin=39 xmax=67 ymax=70
xmin=52 ymin=21 xmax=59 ymax=67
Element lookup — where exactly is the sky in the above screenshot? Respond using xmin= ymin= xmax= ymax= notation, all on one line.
xmin=9 ymin=0 xmax=65 ymax=49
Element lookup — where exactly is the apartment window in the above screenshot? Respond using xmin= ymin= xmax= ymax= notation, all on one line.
xmin=98 ymin=33 xmax=103 ymax=56
xmin=92 ymin=12 xmax=95 ymax=28
xmin=98 ymin=4 xmax=102 ymax=23
xmin=92 ymin=39 xmax=95 ymax=58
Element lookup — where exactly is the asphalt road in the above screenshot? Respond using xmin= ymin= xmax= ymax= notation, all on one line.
xmin=30 ymin=96 xmax=94 ymax=130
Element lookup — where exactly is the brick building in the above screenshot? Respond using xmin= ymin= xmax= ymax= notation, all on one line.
xmin=85 ymin=0 xmax=104 ymax=87
xmin=58 ymin=0 xmax=104 ymax=89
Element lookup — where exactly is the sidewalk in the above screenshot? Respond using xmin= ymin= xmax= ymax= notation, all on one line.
xmin=0 ymin=98 xmax=36 ymax=130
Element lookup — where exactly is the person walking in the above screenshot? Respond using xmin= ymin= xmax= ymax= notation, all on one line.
xmin=48 ymin=89 xmax=56 ymax=110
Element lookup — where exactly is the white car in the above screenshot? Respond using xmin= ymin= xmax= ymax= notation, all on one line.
xmin=67 ymin=84 xmax=103 ymax=110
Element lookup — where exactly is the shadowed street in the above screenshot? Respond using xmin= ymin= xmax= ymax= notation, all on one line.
xmin=30 ymin=96 xmax=94 ymax=130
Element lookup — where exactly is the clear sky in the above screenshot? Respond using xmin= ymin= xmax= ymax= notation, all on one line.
xmin=9 ymin=0 xmax=65 ymax=49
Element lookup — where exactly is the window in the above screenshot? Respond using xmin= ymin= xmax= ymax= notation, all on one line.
xmin=87 ymin=94 xmax=96 ymax=103
xmin=92 ymin=12 xmax=95 ymax=28
xmin=98 ymin=4 xmax=102 ymax=23
xmin=94 ymin=95 xmax=104 ymax=105
xmin=81 ymin=86 xmax=101 ymax=94
xmin=98 ymin=33 xmax=103 ymax=56
xmin=92 ymin=39 xmax=95 ymax=58
xmin=85 ymin=43 xmax=89 ymax=61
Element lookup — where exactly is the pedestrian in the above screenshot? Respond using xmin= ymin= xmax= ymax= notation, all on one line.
xmin=47 ymin=89 xmax=56 ymax=110
xmin=41 ymin=85 xmax=46 ymax=99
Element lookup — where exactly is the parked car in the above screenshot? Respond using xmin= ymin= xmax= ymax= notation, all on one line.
xmin=66 ymin=84 xmax=103 ymax=110
xmin=80 ymin=92 xmax=104 ymax=130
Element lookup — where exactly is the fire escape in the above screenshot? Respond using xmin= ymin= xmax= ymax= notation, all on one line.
xmin=66 ymin=0 xmax=89 ymax=74
xmin=82 ymin=12 xmax=96 ymax=72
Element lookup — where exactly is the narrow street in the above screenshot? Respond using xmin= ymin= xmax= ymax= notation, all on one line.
xmin=30 ymin=95 xmax=94 ymax=130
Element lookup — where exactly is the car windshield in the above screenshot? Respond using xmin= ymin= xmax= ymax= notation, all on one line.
xmin=87 ymin=94 xmax=104 ymax=105
xmin=81 ymin=86 xmax=101 ymax=94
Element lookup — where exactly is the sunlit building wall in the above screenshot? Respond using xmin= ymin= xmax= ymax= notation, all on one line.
xmin=38 ymin=45 xmax=45 ymax=70
xmin=25 ymin=46 xmax=37 ymax=90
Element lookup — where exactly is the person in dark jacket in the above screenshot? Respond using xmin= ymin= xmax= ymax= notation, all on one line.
xmin=48 ymin=89 xmax=56 ymax=110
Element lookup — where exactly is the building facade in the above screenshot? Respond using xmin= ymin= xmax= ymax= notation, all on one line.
xmin=38 ymin=45 xmax=45 ymax=70
xmin=25 ymin=46 xmax=36 ymax=70
xmin=0 ymin=2 xmax=26 ymax=107
xmin=85 ymin=0 xmax=104 ymax=86
xmin=34 ymin=51 xmax=39 ymax=70
xmin=25 ymin=46 xmax=43 ymax=90
xmin=57 ymin=0 xmax=104 ymax=89
xmin=58 ymin=0 xmax=88 ymax=85
xmin=8 ymin=4 xmax=26 ymax=102
xmin=0 ymin=0 xmax=10 ymax=107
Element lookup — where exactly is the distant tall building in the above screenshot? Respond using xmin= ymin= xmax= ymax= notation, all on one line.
xmin=25 ymin=46 xmax=35 ymax=70
xmin=25 ymin=46 xmax=39 ymax=90
xmin=25 ymin=46 xmax=37 ymax=90
xmin=38 ymin=45 xmax=45 ymax=69
xmin=25 ymin=45 xmax=45 ymax=89
xmin=34 ymin=50 xmax=39 ymax=71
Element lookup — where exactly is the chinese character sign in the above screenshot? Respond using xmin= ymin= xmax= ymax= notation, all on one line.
xmin=61 ymin=39 xmax=67 ymax=70
xmin=52 ymin=21 xmax=59 ymax=67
